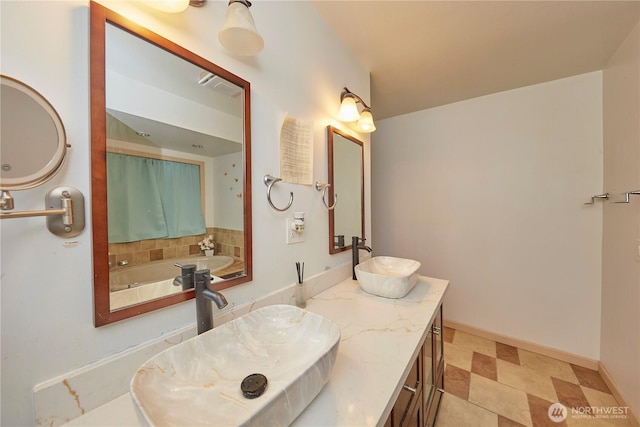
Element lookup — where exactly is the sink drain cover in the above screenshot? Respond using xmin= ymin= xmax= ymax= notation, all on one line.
xmin=241 ymin=373 xmax=268 ymax=399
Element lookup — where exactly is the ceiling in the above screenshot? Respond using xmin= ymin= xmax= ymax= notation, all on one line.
xmin=310 ymin=1 xmax=640 ymax=120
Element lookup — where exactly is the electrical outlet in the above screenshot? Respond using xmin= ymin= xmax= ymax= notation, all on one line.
xmin=286 ymin=218 xmax=304 ymax=244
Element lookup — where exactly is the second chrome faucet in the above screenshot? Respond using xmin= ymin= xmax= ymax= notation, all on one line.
xmin=352 ymin=236 xmax=372 ymax=280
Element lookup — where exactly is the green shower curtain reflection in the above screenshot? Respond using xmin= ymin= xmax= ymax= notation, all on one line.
xmin=107 ymin=153 xmax=206 ymax=243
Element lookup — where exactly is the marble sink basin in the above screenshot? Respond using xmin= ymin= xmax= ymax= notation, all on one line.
xmin=130 ymin=305 xmax=340 ymax=426
xmin=355 ymin=256 xmax=421 ymax=299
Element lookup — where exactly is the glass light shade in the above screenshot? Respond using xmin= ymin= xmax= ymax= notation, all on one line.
xmin=218 ymin=2 xmax=264 ymax=56
xmin=337 ymin=96 xmax=360 ymax=122
xmin=357 ymin=109 xmax=376 ymax=132
xmin=143 ymin=0 xmax=190 ymax=13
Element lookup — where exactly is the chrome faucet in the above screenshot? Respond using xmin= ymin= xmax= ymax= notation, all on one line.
xmin=173 ymin=263 xmax=196 ymax=290
xmin=352 ymin=236 xmax=373 ymax=280
xmin=195 ymin=269 xmax=228 ymax=335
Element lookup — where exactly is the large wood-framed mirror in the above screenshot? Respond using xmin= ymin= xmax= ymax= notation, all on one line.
xmin=90 ymin=2 xmax=252 ymax=326
xmin=328 ymin=126 xmax=364 ymax=254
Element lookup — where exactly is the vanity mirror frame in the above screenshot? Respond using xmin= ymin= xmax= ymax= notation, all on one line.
xmin=327 ymin=126 xmax=364 ymax=254
xmin=90 ymin=2 xmax=252 ymax=326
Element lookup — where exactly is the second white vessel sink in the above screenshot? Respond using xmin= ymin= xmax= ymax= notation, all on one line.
xmin=355 ymin=256 xmax=421 ymax=299
xmin=130 ymin=304 xmax=340 ymax=426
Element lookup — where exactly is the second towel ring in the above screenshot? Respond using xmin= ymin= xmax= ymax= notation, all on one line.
xmin=315 ymin=181 xmax=337 ymax=210
xmin=263 ymin=174 xmax=293 ymax=212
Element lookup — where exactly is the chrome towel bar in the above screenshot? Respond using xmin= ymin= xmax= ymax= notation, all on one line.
xmin=614 ymin=190 xmax=640 ymax=204
xmin=584 ymin=193 xmax=609 ymax=205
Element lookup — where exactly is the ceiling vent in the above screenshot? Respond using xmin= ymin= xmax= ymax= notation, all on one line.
xmin=197 ymin=72 xmax=241 ymax=97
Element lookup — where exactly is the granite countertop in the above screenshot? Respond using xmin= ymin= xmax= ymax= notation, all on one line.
xmin=65 ymin=275 xmax=448 ymax=427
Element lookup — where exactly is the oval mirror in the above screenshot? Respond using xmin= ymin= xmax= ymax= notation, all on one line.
xmin=0 ymin=75 xmax=68 ymax=190
xmin=91 ymin=2 xmax=252 ymax=326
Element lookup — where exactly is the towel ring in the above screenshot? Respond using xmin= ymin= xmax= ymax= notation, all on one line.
xmin=263 ymin=174 xmax=293 ymax=212
xmin=314 ymin=181 xmax=337 ymax=210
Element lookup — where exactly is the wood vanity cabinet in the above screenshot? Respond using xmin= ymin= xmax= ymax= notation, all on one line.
xmin=385 ymin=304 xmax=444 ymax=427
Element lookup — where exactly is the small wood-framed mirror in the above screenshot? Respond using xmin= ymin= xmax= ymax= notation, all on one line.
xmin=90 ymin=2 xmax=252 ymax=326
xmin=327 ymin=126 xmax=364 ymax=254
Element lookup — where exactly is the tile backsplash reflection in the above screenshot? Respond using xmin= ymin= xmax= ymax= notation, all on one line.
xmin=108 ymin=227 xmax=244 ymax=268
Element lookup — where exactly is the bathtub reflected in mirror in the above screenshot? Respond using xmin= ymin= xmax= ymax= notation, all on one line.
xmin=109 ymin=255 xmax=234 ymax=310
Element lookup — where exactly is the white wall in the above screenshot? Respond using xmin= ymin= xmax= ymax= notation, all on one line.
xmin=372 ymin=72 xmax=603 ymax=359
xmin=601 ymin=22 xmax=640 ymax=417
xmin=0 ymin=1 xmax=370 ymax=424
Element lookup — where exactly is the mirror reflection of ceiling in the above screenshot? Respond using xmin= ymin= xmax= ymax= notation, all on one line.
xmin=106 ymin=24 xmax=243 ymax=157
xmin=311 ymin=1 xmax=640 ymax=119
xmin=106 ymin=110 xmax=241 ymax=158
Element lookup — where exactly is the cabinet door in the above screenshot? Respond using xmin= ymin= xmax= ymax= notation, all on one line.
xmin=422 ymin=324 xmax=434 ymax=413
xmin=425 ymin=372 xmax=444 ymax=427
xmin=384 ymin=351 xmax=424 ymax=427
xmin=405 ymin=386 xmax=423 ymax=427
xmin=390 ymin=348 xmax=422 ymax=427
xmin=433 ymin=306 xmax=444 ymax=373
xmin=425 ymin=305 xmax=444 ymax=427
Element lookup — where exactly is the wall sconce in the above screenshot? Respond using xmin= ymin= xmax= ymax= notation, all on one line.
xmin=337 ymin=87 xmax=376 ymax=133
xmin=218 ymin=0 xmax=264 ymax=56
xmin=142 ymin=0 xmax=198 ymax=13
xmin=143 ymin=0 xmax=264 ymax=57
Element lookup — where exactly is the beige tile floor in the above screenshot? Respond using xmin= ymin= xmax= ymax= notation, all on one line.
xmin=435 ymin=328 xmax=633 ymax=427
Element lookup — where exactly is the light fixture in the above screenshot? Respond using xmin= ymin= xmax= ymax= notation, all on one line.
xmin=218 ymin=0 xmax=264 ymax=56
xmin=142 ymin=0 xmax=191 ymax=13
xmin=141 ymin=0 xmax=264 ymax=56
xmin=337 ymin=87 xmax=376 ymax=133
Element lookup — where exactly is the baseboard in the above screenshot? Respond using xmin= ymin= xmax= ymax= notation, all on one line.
xmin=443 ymin=319 xmax=599 ymax=370
xmin=598 ymin=362 xmax=640 ymax=427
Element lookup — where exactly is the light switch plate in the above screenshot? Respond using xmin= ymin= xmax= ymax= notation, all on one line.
xmin=286 ymin=218 xmax=304 ymax=244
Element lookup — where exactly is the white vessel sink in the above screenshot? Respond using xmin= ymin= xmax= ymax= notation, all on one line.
xmin=130 ymin=305 xmax=340 ymax=426
xmin=355 ymin=256 xmax=421 ymax=299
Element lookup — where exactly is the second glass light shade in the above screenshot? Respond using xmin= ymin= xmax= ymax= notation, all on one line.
xmin=357 ymin=109 xmax=376 ymax=132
